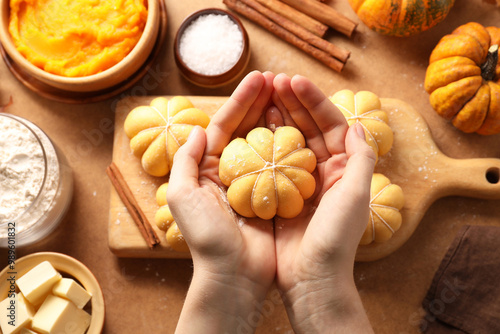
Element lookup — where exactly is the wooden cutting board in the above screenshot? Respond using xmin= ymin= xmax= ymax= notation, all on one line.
xmin=108 ymin=96 xmax=500 ymax=260
xmin=108 ymin=96 xmax=225 ymax=258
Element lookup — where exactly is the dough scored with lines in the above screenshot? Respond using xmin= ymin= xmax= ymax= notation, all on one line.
xmin=361 ymin=173 xmax=404 ymax=245
xmin=330 ymin=90 xmax=393 ymax=164
xmin=219 ymin=126 xmax=317 ymax=220
xmin=124 ymin=96 xmax=210 ymax=177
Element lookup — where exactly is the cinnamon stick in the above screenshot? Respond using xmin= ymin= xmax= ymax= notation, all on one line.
xmin=255 ymin=0 xmax=328 ymax=37
xmin=281 ymin=0 xmax=357 ymax=37
xmin=241 ymin=0 xmax=350 ymax=63
xmin=224 ymin=0 xmax=344 ymax=72
xmin=107 ymin=162 xmax=160 ymax=249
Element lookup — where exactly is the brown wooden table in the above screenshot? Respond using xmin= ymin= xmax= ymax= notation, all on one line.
xmin=1 ymin=0 xmax=499 ymax=333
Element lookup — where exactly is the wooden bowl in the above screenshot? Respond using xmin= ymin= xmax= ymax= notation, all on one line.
xmin=0 ymin=252 xmax=105 ymax=333
xmin=0 ymin=0 xmax=160 ymax=93
xmin=174 ymin=8 xmax=250 ymax=88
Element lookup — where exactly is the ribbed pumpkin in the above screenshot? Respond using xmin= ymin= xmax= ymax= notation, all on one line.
xmin=348 ymin=0 xmax=455 ymax=37
xmin=425 ymin=22 xmax=500 ymax=135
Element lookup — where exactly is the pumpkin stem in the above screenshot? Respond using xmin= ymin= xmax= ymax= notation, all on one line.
xmin=481 ymin=44 xmax=498 ymax=81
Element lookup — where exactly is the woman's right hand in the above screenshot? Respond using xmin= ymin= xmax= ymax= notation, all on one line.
xmin=271 ymin=74 xmax=376 ymax=334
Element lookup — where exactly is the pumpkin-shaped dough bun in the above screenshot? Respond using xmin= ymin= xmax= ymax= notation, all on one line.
xmin=154 ymin=182 xmax=189 ymax=252
xmin=330 ymin=90 xmax=393 ymax=163
xmin=219 ymin=126 xmax=317 ymax=220
xmin=360 ymin=173 xmax=404 ymax=245
xmin=124 ymin=96 xmax=210 ymax=177
xmin=166 ymin=223 xmax=190 ymax=253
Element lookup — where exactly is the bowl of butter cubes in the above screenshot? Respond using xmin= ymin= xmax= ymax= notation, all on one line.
xmin=0 ymin=252 xmax=104 ymax=334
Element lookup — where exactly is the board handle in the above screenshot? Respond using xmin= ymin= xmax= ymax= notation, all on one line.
xmin=440 ymin=157 xmax=500 ymax=200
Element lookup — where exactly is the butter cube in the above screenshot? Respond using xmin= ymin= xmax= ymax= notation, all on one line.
xmin=52 ymin=278 xmax=91 ymax=309
xmin=20 ymin=328 xmax=40 ymax=334
xmin=16 ymin=261 xmax=62 ymax=306
xmin=32 ymin=295 xmax=90 ymax=334
xmin=0 ymin=293 xmax=35 ymax=334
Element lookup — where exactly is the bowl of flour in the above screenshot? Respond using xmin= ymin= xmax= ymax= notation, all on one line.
xmin=0 ymin=113 xmax=73 ymax=247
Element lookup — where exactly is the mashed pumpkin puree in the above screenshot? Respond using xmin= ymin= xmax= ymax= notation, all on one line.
xmin=8 ymin=0 xmax=148 ymax=77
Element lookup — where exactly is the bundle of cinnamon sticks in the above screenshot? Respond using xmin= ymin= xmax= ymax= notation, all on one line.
xmin=223 ymin=0 xmax=357 ymax=72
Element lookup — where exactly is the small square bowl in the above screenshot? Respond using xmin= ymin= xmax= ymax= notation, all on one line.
xmin=0 ymin=0 xmax=160 ymax=95
xmin=0 ymin=252 xmax=105 ymax=333
xmin=174 ymin=8 xmax=250 ymax=88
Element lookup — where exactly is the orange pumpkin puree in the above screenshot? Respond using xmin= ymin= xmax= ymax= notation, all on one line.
xmin=8 ymin=0 xmax=148 ymax=77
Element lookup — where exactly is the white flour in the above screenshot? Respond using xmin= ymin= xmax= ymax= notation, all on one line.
xmin=0 ymin=113 xmax=62 ymax=240
xmin=0 ymin=115 xmax=46 ymax=222
xmin=0 ymin=114 xmax=70 ymax=246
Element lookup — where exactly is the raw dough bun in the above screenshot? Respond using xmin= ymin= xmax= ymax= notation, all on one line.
xmin=329 ymin=90 xmax=393 ymax=163
xmin=360 ymin=173 xmax=404 ymax=245
xmin=219 ymin=126 xmax=317 ymax=220
xmin=154 ymin=182 xmax=189 ymax=252
xmin=166 ymin=223 xmax=190 ymax=253
xmin=124 ymin=96 xmax=210 ymax=177
xmin=154 ymin=205 xmax=174 ymax=231
xmin=155 ymin=182 xmax=169 ymax=206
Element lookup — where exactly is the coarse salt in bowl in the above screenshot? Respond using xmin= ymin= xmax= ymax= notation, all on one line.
xmin=174 ymin=8 xmax=250 ymax=88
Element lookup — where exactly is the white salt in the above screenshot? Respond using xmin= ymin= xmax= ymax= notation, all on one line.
xmin=179 ymin=14 xmax=243 ymax=75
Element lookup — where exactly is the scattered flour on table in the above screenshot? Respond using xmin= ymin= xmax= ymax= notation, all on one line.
xmin=0 ymin=116 xmax=45 ymax=222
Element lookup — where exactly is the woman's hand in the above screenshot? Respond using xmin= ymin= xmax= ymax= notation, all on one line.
xmin=271 ymin=74 xmax=376 ymax=333
xmin=168 ymin=71 xmax=277 ymax=334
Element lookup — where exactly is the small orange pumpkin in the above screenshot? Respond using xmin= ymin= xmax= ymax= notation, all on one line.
xmin=425 ymin=22 xmax=500 ymax=135
xmin=348 ymin=0 xmax=455 ymax=37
